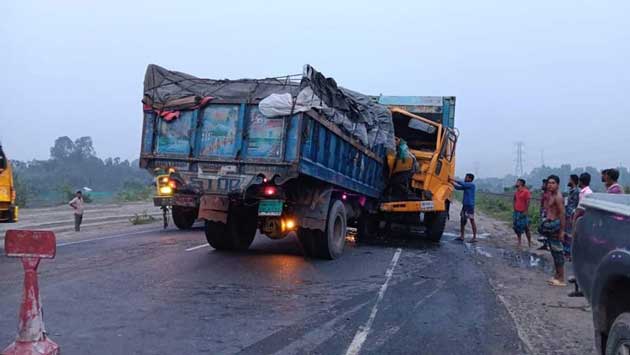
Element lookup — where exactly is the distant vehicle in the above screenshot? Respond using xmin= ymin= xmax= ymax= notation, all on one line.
xmin=139 ymin=64 xmax=457 ymax=258
xmin=573 ymin=193 xmax=630 ymax=355
xmin=0 ymin=145 xmax=18 ymax=223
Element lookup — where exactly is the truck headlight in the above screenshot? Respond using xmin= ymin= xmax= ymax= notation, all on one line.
xmin=159 ymin=186 xmax=173 ymax=195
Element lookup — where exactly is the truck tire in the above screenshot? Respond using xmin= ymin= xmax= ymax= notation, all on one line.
xmin=8 ymin=205 xmax=17 ymax=223
xmin=605 ymin=313 xmax=630 ymax=355
xmin=303 ymin=200 xmax=347 ymax=260
xmin=172 ymin=206 xmax=197 ymax=230
xmin=356 ymin=213 xmax=379 ymax=243
xmin=297 ymin=228 xmax=318 ymax=258
xmin=204 ymin=206 xmax=258 ymax=251
xmin=425 ymin=211 xmax=447 ymax=242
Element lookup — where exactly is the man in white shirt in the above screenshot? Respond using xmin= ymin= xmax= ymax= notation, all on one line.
xmin=69 ymin=191 xmax=84 ymax=232
xmin=572 ymin=173 xmax=592 ymax=233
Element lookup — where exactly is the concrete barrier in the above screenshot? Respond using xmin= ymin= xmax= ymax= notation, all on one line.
xmin=3 ymin=230 xmax=60 ymax=355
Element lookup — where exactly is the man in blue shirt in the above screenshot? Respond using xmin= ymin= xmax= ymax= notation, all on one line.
xmin=450 ymin=174 xmax=477 ymax=242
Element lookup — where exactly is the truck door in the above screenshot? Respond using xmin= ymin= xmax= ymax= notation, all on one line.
xmin=434 ymin=128 xmax=457 ymax=182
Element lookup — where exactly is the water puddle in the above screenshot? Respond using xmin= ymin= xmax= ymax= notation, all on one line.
xmin=454 ymin=236 xmax=552 ymax=272
xmin=443 ymin=232 xmax=490 ymax=240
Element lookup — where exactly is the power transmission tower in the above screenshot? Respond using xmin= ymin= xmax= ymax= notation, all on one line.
xmin=515 ymin=142 xmax=525 ymax=177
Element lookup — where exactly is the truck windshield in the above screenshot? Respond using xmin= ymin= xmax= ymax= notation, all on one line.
xmin=392 ymin=112 xmax=438 ymax=152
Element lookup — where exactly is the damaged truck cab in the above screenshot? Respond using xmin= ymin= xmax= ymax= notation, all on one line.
xmin=374 ymin=96 xmax=457 ymax=241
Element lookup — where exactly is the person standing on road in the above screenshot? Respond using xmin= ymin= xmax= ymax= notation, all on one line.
xmin=450 ymin=174 xmax=477 ymax=243
xmin=563 ymin=174 xmax=580 ymax=259
xmin=512 ymin=179 xmax=532 ymax=249
xmin=69 ymin=190 xmax=84 ymax=232
xmin=572 ymin=173 xmax=593 ymax=233
xmin=539 ymin=175 xmax=566 ymax=287
xmin=602 ymin=168 xmax=624 ymax=194
xmin=537 ymin=179 xmax=551 ymax=250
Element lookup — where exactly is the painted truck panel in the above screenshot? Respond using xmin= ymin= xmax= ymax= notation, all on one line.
xmin=140 ymin=103 xmax=387 ymax=198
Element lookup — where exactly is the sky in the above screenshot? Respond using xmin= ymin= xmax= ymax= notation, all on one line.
xmin=1 ymin=0 xmax=628 ymax=177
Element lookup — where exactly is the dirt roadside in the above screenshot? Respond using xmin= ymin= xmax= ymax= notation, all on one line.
xmin=448 ymin=200 xmax=596 ymax=355
xmin=0 ymin=202 xmax=164 ymax=245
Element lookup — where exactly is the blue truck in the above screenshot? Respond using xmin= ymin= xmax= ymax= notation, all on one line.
xmin=139 ymin=65 xmax=457 ymax=259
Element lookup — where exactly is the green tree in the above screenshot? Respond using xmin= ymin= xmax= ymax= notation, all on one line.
xmin=50 ymin=136 xmax=75 ymax=160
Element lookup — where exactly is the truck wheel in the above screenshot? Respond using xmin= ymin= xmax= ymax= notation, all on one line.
xmin=8 ymin=205 xmax=17 ymax=223
xmin=172 ymin=206 xmax=197 ymax=230
xmin=315 ymin=200 xmax=348 ymax=259
xmin=204 ymin=206 xmax=258 ymax=251
xmin=297 ymin=228 xmax=317 ymax=257
xmin=425 ymin=211 xmax=447 ymax=242
xmin=356 ymin=213 xmax=379 ymax=243
xmin=606 ymin=313 xmax=630 ymax=355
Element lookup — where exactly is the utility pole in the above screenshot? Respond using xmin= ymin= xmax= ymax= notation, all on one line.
xmin=514 ymin=142 xmax=525 ymax=177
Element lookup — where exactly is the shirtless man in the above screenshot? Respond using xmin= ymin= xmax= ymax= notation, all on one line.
xmin=539 ymin=175 xmax=566 ymax=286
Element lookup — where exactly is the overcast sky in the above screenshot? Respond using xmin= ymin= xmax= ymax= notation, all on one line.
xmin=1 ymin=0 xmax=628 ymax=177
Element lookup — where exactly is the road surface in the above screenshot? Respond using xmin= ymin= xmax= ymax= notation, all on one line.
xmin=0 ymin=223 xmax=526 ymax=354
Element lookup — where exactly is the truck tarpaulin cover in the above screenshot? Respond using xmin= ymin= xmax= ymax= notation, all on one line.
xmin=143 ymin=64 xmax=395 ymax=150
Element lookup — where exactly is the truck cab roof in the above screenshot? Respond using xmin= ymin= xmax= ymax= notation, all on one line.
xmin=374 ymin=96 xmax=456 ymax=128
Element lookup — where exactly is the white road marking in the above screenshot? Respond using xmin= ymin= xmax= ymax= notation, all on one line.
xmin=56 ymin=228 xmax=163 ymax=247
xmin=273 ymin=302 xmax=369 ymax=355
xmin=496 ymin=294 xmax=534 ymax=354
xmin=345 ymin=248 xmax=402 ymax=355
xmin=185 ymin=243 xmax=210 ymax=252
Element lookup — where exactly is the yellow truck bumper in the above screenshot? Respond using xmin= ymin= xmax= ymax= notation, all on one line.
xmin=379 ymin=200 xmax=445 ymax=213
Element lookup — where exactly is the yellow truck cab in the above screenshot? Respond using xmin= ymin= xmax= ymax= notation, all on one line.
xmin=0 ymin=146 xmax=18 ymax=223
xmin=362 ymin=96 xmax=457 ymax=241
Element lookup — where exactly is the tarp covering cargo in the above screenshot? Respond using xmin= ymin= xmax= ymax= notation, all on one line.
xmin=143 ymin=64 xmax=395 ymax=150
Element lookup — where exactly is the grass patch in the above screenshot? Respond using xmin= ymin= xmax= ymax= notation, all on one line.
xmin=454 ymin=191 xmax=542 ymax=230
xmin=129 ymin=210 xmax=157 ymax=225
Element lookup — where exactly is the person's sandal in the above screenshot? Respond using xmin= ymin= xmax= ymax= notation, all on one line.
xmin=547 ymin=278 xmax=567 ymax=287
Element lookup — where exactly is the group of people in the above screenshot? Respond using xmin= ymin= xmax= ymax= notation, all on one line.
xmin=452 ymin=168 xmax=624 ymax=288
xmin=512 ymin=169 xmax=624 ymax=287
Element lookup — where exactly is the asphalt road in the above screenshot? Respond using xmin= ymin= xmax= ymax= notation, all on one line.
xmin=0 ymin=224 xmax=525 ymax=355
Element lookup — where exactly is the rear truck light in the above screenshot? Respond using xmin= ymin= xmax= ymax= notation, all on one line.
xmin=264 ymin=186 xmax=277 ymax=196
xmin=281 ymin=218 xmax=296 ymax=232
xmin=168 ymin=180 xmax=177 ymax=189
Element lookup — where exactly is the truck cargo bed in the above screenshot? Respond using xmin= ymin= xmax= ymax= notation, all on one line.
xmin=140 ymin=101 xmax=386 ymax=198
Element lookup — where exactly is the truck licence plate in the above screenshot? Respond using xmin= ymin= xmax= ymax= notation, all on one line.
xmin=420 ymin=201 xmax=435 ymax=210
xmin=258 ymin=200 xmax=284 ymax=216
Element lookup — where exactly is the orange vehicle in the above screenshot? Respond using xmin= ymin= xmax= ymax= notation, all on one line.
xmin=0 ymin=145 xmax=18 ymax=223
